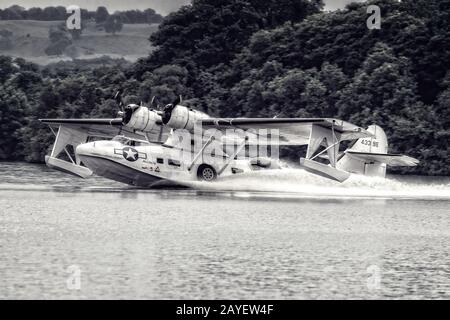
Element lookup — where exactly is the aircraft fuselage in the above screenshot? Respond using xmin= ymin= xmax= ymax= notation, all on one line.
xmin=75 ymin=139 xmax=275 ymax=188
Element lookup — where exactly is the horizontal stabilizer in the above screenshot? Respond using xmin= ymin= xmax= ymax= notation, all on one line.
xmin=345 ymin=151 xmax=419 ymax=167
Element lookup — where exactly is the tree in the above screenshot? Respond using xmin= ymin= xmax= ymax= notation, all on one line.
xmin=138 ymin=65 xmax=191 ymax=105
xmin=1 ymin=7 xmax=23 ymax=20
xmin=11 ymin=71 xmax=42 ymax=91
xmin=336 ymin=43 xmax=420 ymax=124
xmin=95 ymin=6 xmax=109 ymax=24
xmin=144 ymin=8 xmax=164 ymax=24
xmin=27 ymin=7 xmax=43 ymax=20
xmin=104 ymin=15 xmax=123 ymax=35
xmin=20 ymin=84 xmax=60 ymax=162
xmin=0 ymin=56 xmax=17 ymax=82
xmin=55 ymin=6 xmax=67 ymax=20
xmin=0 ymin=33 xmax=13 ymax=50
xmin=8 ymin=5 xmax=25 ymax=13
xmin=144 ymin=0 xmax=324 ymax=75
xmin=42 ymin=7 xmax=60 ymax=21
xmin=334 ymin=42 xmax=437 ymax=173
xmin=0 ymin=86 xmax=27 ymax=160
xmin=45 ymin=24 xmax=72 ymax=56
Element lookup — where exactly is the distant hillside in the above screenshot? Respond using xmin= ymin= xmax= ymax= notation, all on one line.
xmin=0 ymin=20 xmax=158 ymax=64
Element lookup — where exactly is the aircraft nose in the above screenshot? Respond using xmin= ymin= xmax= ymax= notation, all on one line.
xmin=75 ymin=142 xmax=96 ymax=156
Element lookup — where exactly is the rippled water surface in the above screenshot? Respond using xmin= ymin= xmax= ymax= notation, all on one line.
xmin=0 ymin=162 xmax=449 ymax=299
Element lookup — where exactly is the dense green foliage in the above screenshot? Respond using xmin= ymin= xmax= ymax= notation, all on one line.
xmin=0 ymin=5 xmax=164 ymax=24
xmin=0 ymin=0 xmax=449 ymax=175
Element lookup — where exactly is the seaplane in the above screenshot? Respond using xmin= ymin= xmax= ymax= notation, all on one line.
xmin=40 ymin=95 xmax=419 ymax=188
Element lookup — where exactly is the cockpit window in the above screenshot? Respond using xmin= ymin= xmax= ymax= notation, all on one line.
xmin=113 ymin=136 xmax=129 ymax=144
xmin=112 ymin=136 xmax=149 ymax=146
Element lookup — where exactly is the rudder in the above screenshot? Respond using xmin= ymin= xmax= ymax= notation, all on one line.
xmin=336 ymin=125 xmax=388 ymax=178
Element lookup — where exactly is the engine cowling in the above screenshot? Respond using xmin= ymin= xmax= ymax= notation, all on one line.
xmin=162 ymin=105 xmax=210 ymax=131
xmin=122 ymin=104 xmax=162 ymax=134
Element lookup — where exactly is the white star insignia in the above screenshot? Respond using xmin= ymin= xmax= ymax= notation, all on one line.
xmin=124 ymin=148 xmax=138 ymax=160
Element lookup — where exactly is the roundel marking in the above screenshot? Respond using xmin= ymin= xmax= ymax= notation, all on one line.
xmin=122 ymin=147 xmax=139 ymax=162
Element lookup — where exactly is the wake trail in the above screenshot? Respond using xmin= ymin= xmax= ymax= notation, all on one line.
xmin=184 ymin=168 xmax=450 ymax=200
xmin=0 ymin=162 xmax=448 ymax=200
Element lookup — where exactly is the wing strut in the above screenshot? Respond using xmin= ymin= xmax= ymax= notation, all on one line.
xmin=187 ymin=135 xmax=216 ymax=172
xmin=45 ymin=125 xmax=93 ymax=178
xmin=218 ymin=136 xmax=248 ymax=176
xmin=301 ymin=123 xmax=350 ymax=182
xmin=306 ymin=123 xmax=341 ymax=167
xmin=49 ymin=126 xmax=76 ymax=165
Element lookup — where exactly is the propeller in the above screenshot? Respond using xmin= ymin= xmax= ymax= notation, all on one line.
xmin=122 ymin=104 xmax=140 ymax=125
xmin=113 ymin=90 xmax=141 ymax=126
xmin=150 ymin=96 xmax=165 ymax=117
xmin=150 ymin=96 xmax=159 ymax=109
xmin=114 ymin=90 xmax=124 ymax=111
xmin=162 ymin=95 xmax=182 ymax=125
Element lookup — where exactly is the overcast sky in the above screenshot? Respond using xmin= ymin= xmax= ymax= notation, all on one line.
xmin=0 ymin=0 xmax=366 ymax=15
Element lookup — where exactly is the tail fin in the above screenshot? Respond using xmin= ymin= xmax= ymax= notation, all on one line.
xmin=337 ymin=125 xmax=389 ymax=178
xmin=337 ymin=125 xmax=419 ymax=178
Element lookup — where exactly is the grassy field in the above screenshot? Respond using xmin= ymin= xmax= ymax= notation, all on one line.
xmin=0 ymin=20 xmax=158 ymax=64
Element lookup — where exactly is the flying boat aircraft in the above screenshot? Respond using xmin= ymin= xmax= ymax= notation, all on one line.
xmin=40 ymin=95 xmax=419 ymax=188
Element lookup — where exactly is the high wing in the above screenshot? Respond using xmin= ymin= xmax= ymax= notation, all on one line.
xmin=199 ymin=117 xmax=376 ymax=183
xmin=345 ymin=151 xmax=419 ymax=167
xmin=199 ymin=118 xmax=374 ymax=145
xmin=39 ymin=118 xmax=146 ymax=140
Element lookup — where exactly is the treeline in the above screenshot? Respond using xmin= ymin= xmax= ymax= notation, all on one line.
xmin=0 ymin=55 xmax=132 ymax=161
xmin=0 ymin=0 xmax=449 ymax=176
xmin=0 ymin=5 xmax=164 ymax=24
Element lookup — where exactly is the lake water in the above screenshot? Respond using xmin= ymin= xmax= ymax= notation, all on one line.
xmin=0 ymin=162 xmax=449 ymax=299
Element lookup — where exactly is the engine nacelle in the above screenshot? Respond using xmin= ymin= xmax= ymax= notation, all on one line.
xmin=123 ymin=104 xmax=162 ymax=135
xmin=162 ymin=105 xmax=210 ymax=131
